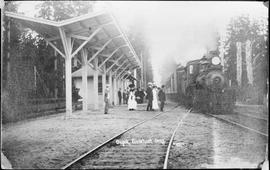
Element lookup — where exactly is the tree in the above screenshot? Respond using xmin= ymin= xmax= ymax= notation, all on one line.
xmin=36 ymin=1 xmax=94 ymax=21
xmin=219 ymin=15 xmax=268 ymax=104
xmin=126 ymin=20 xmax=154 ymax=88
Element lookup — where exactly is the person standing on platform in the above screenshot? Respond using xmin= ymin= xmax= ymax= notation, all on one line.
xmin=139 ymin=88 xmax=145 ymax=104
xmin=128 ymin=84 xmax=137 ymax=110
xmin=128 ymin=89 xmax=137 ymax=110
xmin=146 ymin=82 xmax=153 ymax=111
xmin=118 ymin=88 xmax=122 ymax=105
xmin=152 ymin=85 xmax=159 ymax=110
xmin=104 ymin=85 xmax=110 ymax=114
xmin=158 ymin=85 xmax=166 ymax=111
xmin=72 ymin=86 xmax=82 ymax=111
xmin=123 ymin=89 xmax=127 ymax=104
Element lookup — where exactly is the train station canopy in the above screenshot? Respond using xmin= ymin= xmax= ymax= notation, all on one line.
xmin=5 ymin=10 xmax=141 ymax=72
xmin=5 ymin=10 xmax=141 ymax=116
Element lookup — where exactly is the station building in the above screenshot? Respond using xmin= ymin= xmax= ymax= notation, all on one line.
xmin=3 ymin=10 xmax=144 ymax=118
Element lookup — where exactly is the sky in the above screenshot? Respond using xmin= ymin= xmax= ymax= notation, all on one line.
xmin=17 ymin=1 xmax=268 ymax=85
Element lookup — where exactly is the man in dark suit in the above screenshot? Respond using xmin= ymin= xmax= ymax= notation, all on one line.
xmin=118 ymin=88 xmax=122 ymax=105
xmin=146 ymin=82 xmax=153 ymax=111
xmin=158 ymin=85 xmax=166 ymax=111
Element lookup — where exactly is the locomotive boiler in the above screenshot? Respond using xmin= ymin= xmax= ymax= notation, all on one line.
xmin=175 ymin=51 xmax=235 ymax=113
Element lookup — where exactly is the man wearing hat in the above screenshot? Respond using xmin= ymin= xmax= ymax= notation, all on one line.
xmin=146 ymin=82 xmax=153 ymax=111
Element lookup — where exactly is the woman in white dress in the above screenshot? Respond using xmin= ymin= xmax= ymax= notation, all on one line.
xmin=128 ymin=89 xmax=137 ymax=110
xmin=152 ymin=86 xmax=159 ymax=110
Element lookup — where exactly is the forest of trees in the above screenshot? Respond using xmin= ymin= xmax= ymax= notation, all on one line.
xmin=219 ymin=15 xmax=268 ymax=104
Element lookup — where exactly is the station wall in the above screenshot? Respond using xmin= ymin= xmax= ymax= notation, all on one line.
xmin=73 ymin=76 xmax=105 ymax=110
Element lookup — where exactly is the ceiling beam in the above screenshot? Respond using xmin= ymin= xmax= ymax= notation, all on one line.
xmin=106 ymin=54 xmax=124 ymax=74
xmin=98 ymin=45 xmax=127 ymax=69
xmin=116 ymin=64 xmax=130 ymax=79
xmin=71 ymin=27 xmax=102 ymax=58
xmin=112 ymin=60 xmax=128 ymax=76
xmin=44 ymin=38 xmax=66 ymax=59
xmin=87 ymin=34 xmax=123 ymax=65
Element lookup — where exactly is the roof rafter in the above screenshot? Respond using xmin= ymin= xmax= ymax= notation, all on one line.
xmin=98 ymin=45 xmax=127 ymax=69
xmin=106 ymin=54 xmax=125 ymax=73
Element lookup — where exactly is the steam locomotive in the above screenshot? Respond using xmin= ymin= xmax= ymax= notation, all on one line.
xmin=174 ymin=51 xmax=235 ymax=113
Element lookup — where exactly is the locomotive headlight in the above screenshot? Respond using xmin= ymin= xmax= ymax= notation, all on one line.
xmin=211 ymin=57 xmax=221 ymax=65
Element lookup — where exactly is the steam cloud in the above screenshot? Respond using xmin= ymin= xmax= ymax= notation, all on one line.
xmin=101 ymin=1 xmax=267 ymax=85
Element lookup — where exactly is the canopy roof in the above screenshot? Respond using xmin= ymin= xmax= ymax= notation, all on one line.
xmin=72 ymin=66 xmax=102 ymax=77
xmin=5 ymin=10 xmax=141 ymax=71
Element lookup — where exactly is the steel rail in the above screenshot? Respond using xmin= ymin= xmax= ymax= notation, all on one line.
xmin=234 ymin=111 xmax=268 ymax=121
xmin=61 ymin=105 xmax=179 ymax=169
xmin=203 ymin=112 xmax=268 ymax=137
xmin=163 ymin=109 xmax=192 ymax=169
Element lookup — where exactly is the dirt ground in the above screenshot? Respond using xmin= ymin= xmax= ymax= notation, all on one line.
xmin=2 ymin=102 xmax=268 ymax=169
xmin=2 ymin=104 xmax=175 ymax=169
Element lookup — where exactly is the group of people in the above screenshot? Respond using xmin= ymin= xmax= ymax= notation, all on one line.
xmin=115 ymin=82 xmax=166 ymax=111
xmin=104 ymin=82 xmax=166 ymax=114
xmin=118 ymin=87 xmax=146 ymax=105
xmin=145 ymin=82 xmax=166 ymax=112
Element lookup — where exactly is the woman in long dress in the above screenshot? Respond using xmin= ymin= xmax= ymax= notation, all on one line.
xmin=152 ymin=86 xmax=159 ymax=110
xmin=128 ymin=89 xmax=137 ymax=110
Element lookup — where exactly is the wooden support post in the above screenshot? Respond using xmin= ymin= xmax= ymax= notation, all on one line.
xmin=113 ymin=76 xmax=117 ymax=105
xmin=82 ymin=49 xmax=88 ymax=111
xmin=93 ymin=57 xmax=99 ymax=110
xmin=65 ymin=56 xmax=72 ymax=115
xmin=122 ymin=80 xmax=124 ymax=91
xmin=59 ymin=27 xmax=73 ymax=117
xmin=65 ymin=37 xmax=72 ymax=116
xmin=109 ymin=71 xmax=113 ymax=105
xmin=134 ymin=69 xmax=137 ymax=87
xmin=122 ymin=80 xmax=125 ymax=90
xmin=102 ymin=65 xmax=106 ymax=107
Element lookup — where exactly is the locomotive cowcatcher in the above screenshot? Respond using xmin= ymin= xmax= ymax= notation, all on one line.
xmin=176 ymin=51 xmax=235 ymax=113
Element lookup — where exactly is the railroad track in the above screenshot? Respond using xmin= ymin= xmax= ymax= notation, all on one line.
xmin=203 ymin=111 xmax=268 ymax=137
xmin=61 ymin=105 xmax=192 ymax=169
xmin=165 ymin=108 xmax=268 ymax=169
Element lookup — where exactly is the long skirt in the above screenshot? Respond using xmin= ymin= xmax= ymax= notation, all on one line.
xmin=152 ymin=99 xmax=159 ymax=110
xmin=128 ymin=98 xmax=137 ymax=110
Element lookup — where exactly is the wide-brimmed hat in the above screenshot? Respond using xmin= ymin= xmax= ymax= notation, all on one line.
xmin=148 ymin=82 xmax=152 ymax=85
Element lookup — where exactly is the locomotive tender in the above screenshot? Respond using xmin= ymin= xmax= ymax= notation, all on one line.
xmin=172 ymin=51 xmax=235 ymax=113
